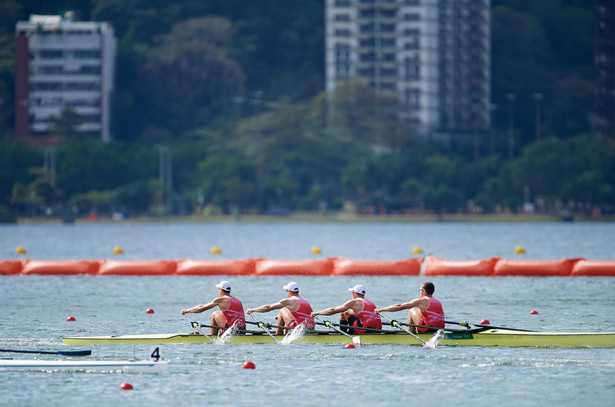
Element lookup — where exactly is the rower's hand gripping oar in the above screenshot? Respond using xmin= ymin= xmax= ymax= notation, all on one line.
xmin=248 ymin=313 xmax=279 ymax=344
xmin=313 ymin=316 xmax=361 ymax=346
xmin=183 ymin=314 xmax=214 ymax=343
xmin=378 ymin=314 xmax=427 ymax=345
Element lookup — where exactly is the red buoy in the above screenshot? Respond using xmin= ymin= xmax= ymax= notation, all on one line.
xmin=146 ymin=308 xmax=155 ymax=314
xmin=242 ymin=361 xmax=255 ymax=369
xmin=119 ymin=382 xmax=133 ymax=390
xmin=530 ymin=310 xmax=539 ymax=315
xmin=344 ymin=343 xmax=355 ymax=349
xmin=66 ymin=316 xmax=76 ymax=321
xmin=480 ymin=319 xmax=490 ymax=325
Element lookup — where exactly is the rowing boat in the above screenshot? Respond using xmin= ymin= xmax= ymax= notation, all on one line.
xmin=62 ymin=329 xmax=615 ymax=348
xmin=0 ymin=359 xmax=169 ymax=373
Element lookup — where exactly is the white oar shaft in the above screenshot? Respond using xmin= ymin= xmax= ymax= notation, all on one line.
xmin=248 ymin=314 xmax=279 ymax=343
xmin=313 ymin=316 xmax=360 ymax=345
xmin=379 ymin=314 xmax=426 ymax=344
xmin=183 ymin=314 xmax=214 ymax=343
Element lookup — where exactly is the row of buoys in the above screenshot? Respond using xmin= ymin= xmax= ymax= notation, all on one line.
xmin=13 ymin=245 xmax=532 ymax=256
xmin=1 ymin=257 xmax=614 ymax=276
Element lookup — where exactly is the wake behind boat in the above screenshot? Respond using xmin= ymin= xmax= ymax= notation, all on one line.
xmin=62 ymin=328 xmax=615 ymax=348
xmin=0 ymin=359 xmax=170 ymax=373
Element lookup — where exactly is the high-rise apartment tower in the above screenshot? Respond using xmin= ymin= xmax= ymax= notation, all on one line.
xmin=326 ymin=0 xmax=490 ymax=140
xmin=15 ymin=13 xmax=116 ymax=145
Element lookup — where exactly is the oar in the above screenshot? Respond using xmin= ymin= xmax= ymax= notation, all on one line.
xmin=445 ymin=320 xmax=535 ymax=332
xmin=0 ymin=348 xmax=91 ymax=356
xmin=313 ymin=316 xmax=361 ymax=346
xmin=183 ymin=314 xmax=214 ymax=343
xmin=248 ymin=314 xmax=279 ymax=343
xmin=378 ymin=314 xmax=427 ymax=345
xmin=245 ymin=320 xmax=290 ymax=331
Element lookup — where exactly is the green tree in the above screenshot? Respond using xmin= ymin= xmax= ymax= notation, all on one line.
xmin=48 ymin=106 xmax=83 ymax=139
xmin=140 ymin=16 xmax=245 ymax=136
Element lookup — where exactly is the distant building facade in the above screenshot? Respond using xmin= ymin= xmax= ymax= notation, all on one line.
xmin=325 ymin=0 xmax=490 ymax=140
xmin=594 ymin=0 xmax=614 ymax=138
xmin=15 ymin=13 xmax=116 ymax=145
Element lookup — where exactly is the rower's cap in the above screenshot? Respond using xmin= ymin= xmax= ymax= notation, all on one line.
xmin=283 ymin=281 xmax=299 ymax=293
xmin=348 ymin=284 xmax=366 ymax=295
xmin=215 ymin=280 xmax=231 ymax=292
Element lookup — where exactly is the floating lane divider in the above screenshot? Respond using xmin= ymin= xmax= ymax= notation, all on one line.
xmin=1 ymin=258 xmax=614 ymax=276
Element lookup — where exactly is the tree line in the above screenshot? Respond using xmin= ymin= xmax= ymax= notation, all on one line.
xmin=0 ymin=0 xmax=612 ymax=221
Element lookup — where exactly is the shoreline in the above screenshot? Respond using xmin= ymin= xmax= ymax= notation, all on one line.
xmin=14 ymin=212 xmax=615 ymax=225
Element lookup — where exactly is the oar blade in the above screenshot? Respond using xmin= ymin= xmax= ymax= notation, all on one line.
xmin=422 ymin=329 xmax=444 ymax=349
xmin=56 ymin=350 xmax=92 ymax=356
xmin=0 ymin=348 xmax=92 ymax=356
xmin=352 ymin=336 xmax=361 ymax=346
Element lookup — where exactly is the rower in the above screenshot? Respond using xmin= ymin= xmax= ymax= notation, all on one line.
xmin=181 ymin=280 xmax=246 ymax=336
xmin=246 ymin=281 xmax=315 ymax=335
xmin=311 ymin=284 xmax=382 ymax=334
xmin=375 ymin=281 xmax=445 ymax=334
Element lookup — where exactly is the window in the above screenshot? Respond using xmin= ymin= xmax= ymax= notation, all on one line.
xmin=335 ymin=14 xmax=351 ymax=22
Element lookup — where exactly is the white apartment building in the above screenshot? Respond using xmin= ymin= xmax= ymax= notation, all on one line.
xmin=15 ymin=13 xmax=116 ymax=144
xmin=326 ymin=0 xmax=490 ymax=140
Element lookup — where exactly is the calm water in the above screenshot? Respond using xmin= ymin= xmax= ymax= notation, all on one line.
xmin=1 ymin=222 xmax=615 ymax=406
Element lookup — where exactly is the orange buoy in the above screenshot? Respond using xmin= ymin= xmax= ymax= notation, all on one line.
xmin=0 ymin=260 xmax=23 ymax=275
xmin=333 ymin=258 xmax=422 ymax=276
xmin=175 ymin=259 xmax=256 ymax=276
xmin=22 ymin=260 xmax=99 ymax=276
xmin=480 ymin=319 xmax=490 ymax=325
xmin=146 ymin=308 xmax=154 ymax=314
xmin=494 ymin=258 xmax=574 ymax=277
xmin=423 ymin=256 xmax=498 ymax=277
xmin=255 ymin=258 xmax=334 ymax=276
xmin=119 ymin=382 xmax=133 ymax=390
xmin=98 ymin=260 xmax=177 ymax=276
xmin=242 ymin=361 xmax=255 ymax=369
xmin=66 ymin=316 xmax=76 ymax=321
xmin=571 ymin=259 xmax=615 ymax=276
xmin=344 ymin=343 xmax=355 ymax=349
xmin=530 ymin=310 xmax=539 ymax=315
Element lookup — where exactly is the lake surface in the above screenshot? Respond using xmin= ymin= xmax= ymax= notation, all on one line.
xmin=1 ymin=221 xmax=614 ymax=406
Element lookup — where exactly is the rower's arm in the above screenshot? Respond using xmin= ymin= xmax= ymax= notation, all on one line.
xmin=376 ymin=299 xmax=420 ymax=313
xmin=181 ymin=297 xmax=224 ymax=314
xmin=246 ymin=301 xmax=285 ymax=314
xmin=312 ymin=299 xmax=357 ymax=316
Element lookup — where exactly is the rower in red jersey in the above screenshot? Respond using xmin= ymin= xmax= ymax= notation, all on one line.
xmin=375 ymin=281 xmax=445 ymax=333
xmin=246 ymin=281 xmax=315 ymax=334
xmin=181 ymin=280 xmax=246 ymax=336
xmin=311 ymin=284 xmax=382 ymax=334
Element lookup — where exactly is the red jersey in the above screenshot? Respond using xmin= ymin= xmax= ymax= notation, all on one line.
xmin=289 ymin=297 xmax=315 ymax=328
xmin=421 ymin=296 xmax=445 ymax=329
xmin=356 ymin=298 xmax=382 ymax=330
xmin=221 ymin=296 xmax=246 ymax=328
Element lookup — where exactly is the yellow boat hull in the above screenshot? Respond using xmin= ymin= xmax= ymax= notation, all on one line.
xmin=63 ymin=329 xmax=615 ymax=348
